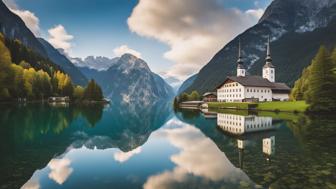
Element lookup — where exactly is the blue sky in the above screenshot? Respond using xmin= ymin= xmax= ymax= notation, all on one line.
xmin=6 ymin=0 xmax=271 ymax=86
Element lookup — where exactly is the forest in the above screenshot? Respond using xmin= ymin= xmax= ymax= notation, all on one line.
xmin=0 ymin=33 xmax=103 ymax=102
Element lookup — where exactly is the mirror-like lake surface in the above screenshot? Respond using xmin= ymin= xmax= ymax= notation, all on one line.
xmin=0 ymin=102 xmax=335 ymax=189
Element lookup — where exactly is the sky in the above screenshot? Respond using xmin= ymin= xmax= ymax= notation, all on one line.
xmin=3 ymin=0 xmax=272 ymax=87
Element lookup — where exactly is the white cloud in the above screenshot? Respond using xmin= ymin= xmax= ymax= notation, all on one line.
xmin=47 ymin=25 xmax=74 ymax=54
xmin=48 ymin=158 xmax=73 ymax=185
xmin=3 ymin=0 xmax=40 ymax=36
xmin=113 ymin=147 xmax=142 ymax=163
xmin=128 ymin=0 xmax=264 ymax=80
xmin=246 ymin=9 xmax=264 ymax=19
xmin=113 ymin=45 xmax=142 ymax=58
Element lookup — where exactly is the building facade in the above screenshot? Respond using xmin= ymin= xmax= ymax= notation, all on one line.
xmin=217 ymin=37 xmax=290 ymax=102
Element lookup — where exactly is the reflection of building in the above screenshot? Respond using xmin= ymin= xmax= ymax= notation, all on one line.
xmin=263 ymin=136 xmax=275 ymax=156
xmin=217 ymin=113 xmax=274 ymax=135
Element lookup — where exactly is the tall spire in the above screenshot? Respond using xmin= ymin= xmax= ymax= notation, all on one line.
xmin=237 ymin=39 xmax=244 ymax=66
xmin=267 ymin=35 xmax=271 ymax=57
xmin=264 ymin=35 xmax=274 ymax=68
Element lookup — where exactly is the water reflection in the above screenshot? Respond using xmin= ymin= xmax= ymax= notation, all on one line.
xmin=0 ymin=103 xmax=335 ymax=189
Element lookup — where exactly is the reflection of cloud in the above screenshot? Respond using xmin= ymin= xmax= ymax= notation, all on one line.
xmin=144 ymin=119 xmax=250 ymax=188
xmin=114 ymin=147 xmax=142 ymax=163
xmin=21 ymin=179 xmax=40 ymax=189
xmin=48 ymin=158 xmax=73 ymax=185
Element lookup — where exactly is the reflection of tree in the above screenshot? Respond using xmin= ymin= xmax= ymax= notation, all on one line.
xmin=78 ymin=104 xmax=104 ymax=127
xmin=0 ymin=104 xmax=105 ymax=142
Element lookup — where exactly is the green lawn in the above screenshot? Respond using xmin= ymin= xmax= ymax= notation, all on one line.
xmin=208 ymin=102 xmax=257 ymax=109
xmin=257 ymin=101 xmax=308 ymax=112
xmin=207 ymin=101 xmax=309 ymax=113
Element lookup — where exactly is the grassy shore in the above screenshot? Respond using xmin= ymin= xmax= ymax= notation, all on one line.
xmin=207 ymin=101 xmax=308 ymax=113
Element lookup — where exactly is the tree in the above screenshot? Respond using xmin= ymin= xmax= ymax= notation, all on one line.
xmin=73 ymin=86 xmax=85 ymax=100
xmin=0 ymin=34 xmax=14 ymax=99
xmin=83 ymin=80 xmax=103 ymax=101
xmin=305 ymin=46 xmax=336 ymax=112
xmin=291 ymin=67 xmax=311 ymax=101
xmin=189 ymin=91 xmax=200 ymax=101
xmin=180 ymin=93 xmax=189 ymax=102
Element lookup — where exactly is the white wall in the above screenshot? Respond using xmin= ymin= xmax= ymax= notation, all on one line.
xmin=217 ymin=82 xmax=245 ymax=102
xmin=263 ymin=67 xmax=275 ymax=82
xmin=245 ymin=87 xmax=273 ymax=102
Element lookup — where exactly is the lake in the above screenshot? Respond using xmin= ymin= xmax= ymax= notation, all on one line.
xmin=0 ymin=102 xmax=335 ymax=189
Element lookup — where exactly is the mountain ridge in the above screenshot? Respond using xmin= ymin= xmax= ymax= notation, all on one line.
xmin=77 ymin=54 xmax=175 ymax=104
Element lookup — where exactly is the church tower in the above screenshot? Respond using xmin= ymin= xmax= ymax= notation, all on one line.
xmin=263 ymin=36 xmax=275 ymax=82
xmin=237 ymin=40 xmax=246 ymax=77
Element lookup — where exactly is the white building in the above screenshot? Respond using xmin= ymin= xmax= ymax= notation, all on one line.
xmin=217 ymin=113 xmax=274 ymax=135
xmin=217 ymin=38 xmax=291 ymax=102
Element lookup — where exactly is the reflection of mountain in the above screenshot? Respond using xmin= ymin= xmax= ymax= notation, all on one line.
xmin=72 ymin=101 xmax=173 ymax=151
xmin=0 ymin=101 xmax=172 ymax=189
xmin=175 ymin=110 xmax=336 ymax=188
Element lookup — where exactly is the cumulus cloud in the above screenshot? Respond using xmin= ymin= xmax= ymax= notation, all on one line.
xmin=113 ymin=45 xmax=142 ymax=58
xmin=3 ymin=0 xmax=40 ymax=36
xmin=47 ymin=25 xmax=74 ymax=54
xmin=114 ymin=147 xmax=142 ymax=163
xmin=128 ymin=0 xmax=264 ymax=80
xmin=48 ymin=158 xmax=73 ymax=185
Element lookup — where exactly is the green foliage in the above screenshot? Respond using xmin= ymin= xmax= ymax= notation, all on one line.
xmin=180 ymin=93 xmax=189 ymax=102
xmin=83 ymin=79 xmax=103 ymax=101
xmin=208 ymin=102 xmax=257 ymax=110
xmin=291 ymin=46 xmax=336 ymax=112
xmin=0 ymin=35 xmax=14 ymax=99
xmin=73 ymin=86 xmax=85 ymax=100
xmin=4 ymin=38 xmax=61 ymax=76
xmin=305 ymin=46 xmax=336 ymax=112
xmin=189 ymin=91 xmax=201 ymax=101
xmin=0 ymin=34 xmax=104 ymax=102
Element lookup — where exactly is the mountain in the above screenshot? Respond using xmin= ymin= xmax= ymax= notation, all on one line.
xmin=0 ymin=1 xmax=46 ymax=56
xmin=177 ymin=74 xmax=197 ymax=94
xmin=78 ymin=54 xmax=175 ymax=103
xmin=181 ymin=0 xmax=336 ymax=95
xmin=72 ymin=56 xmax=120 ymax=71
xmin=0 ymin=1 xmax=88 ymax=86
xmin=38 ymin=38 xmax=88 ymax=86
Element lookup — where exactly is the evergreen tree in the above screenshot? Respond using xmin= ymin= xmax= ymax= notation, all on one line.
xmin=83 ymin=80 xmax=103 ymax=101
xmin=306 ymin=46 xmax=336 ymax=112
xmin=180 ymin=93 xmax=189 ymax=102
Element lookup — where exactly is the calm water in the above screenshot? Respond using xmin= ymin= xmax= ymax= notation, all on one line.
xmin=0 ymin=102 xmax=335 ymax=189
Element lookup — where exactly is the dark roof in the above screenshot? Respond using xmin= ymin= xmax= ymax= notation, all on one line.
xmin=217 ymin=76 xmax=290 ymax=92
xmin=203 ymin=92 xmax=217 ymax=97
